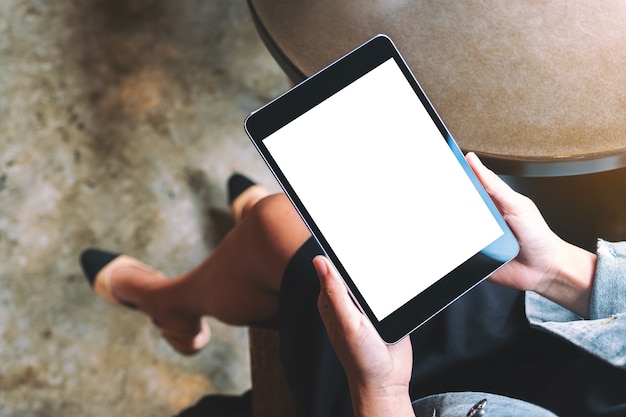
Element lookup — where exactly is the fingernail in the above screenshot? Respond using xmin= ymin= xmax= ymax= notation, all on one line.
xmin=469 ymin=152 xmax=483 ymax=166
xmin=313 ymin=256 xmax=328 ymax=276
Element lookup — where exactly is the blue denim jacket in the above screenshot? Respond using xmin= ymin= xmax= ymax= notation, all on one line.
xmin=526 ymin=239 xmax=626 ymax=369
xmin=412 ymin=239 xmax=625 ymax=416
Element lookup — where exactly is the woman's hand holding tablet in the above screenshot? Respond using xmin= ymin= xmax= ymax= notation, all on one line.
xmin=245 ymin=35 xmax=519 ymax=343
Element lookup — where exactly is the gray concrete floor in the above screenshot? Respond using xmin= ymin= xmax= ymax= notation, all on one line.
xmin=0 ymin=1 xmax=287 ymax=416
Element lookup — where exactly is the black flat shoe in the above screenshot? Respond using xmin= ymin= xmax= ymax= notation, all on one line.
xmin=227 ymin=173 xmax=269 ymax=223
xmin=227 ymin=173 xmax=256 ymax=205
xmin=79 ymin=248 xmax=211 ymax=355
xmin=80 ymin=248 xmax=119 ymax=287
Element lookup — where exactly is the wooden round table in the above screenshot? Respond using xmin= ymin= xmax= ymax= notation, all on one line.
xmin=248 ymin=0 xmax=626 ymax=176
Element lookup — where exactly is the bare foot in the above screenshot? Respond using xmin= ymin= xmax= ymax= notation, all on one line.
xmin=99 ymin=256 xmax=211 ymax=355
xmin=231 ymin=184 xmax=270 ymax=224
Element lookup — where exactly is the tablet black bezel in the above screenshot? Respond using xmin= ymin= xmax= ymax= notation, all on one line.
xmin=244 ymin=35 xmax=519 ymax=343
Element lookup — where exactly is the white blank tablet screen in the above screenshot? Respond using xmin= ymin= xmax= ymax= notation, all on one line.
xmin=264 ymin=58 xmax=503 ymax=320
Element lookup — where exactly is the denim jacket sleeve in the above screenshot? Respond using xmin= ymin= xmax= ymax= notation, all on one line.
xmin=525 ymin=239 xmax=626 ymax=369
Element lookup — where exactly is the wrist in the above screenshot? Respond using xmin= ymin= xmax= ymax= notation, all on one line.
xmin=350 ymin=383 xmax=414 ymax=417
xmin=537 ymin=239 xmax=597 ymax=318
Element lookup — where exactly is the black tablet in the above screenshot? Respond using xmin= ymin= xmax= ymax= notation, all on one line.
xmin=244 ymin=35 xmax=519 ymax=343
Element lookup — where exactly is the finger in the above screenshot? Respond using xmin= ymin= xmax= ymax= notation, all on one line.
xmin=314 ymin=255 xmax=362 ymax=331
xmin=465 ymin=152 xmax=528 ymax=216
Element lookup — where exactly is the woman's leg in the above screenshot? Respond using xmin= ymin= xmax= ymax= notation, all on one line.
xmin=105 ymin=192 xmax=311 ymax=336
